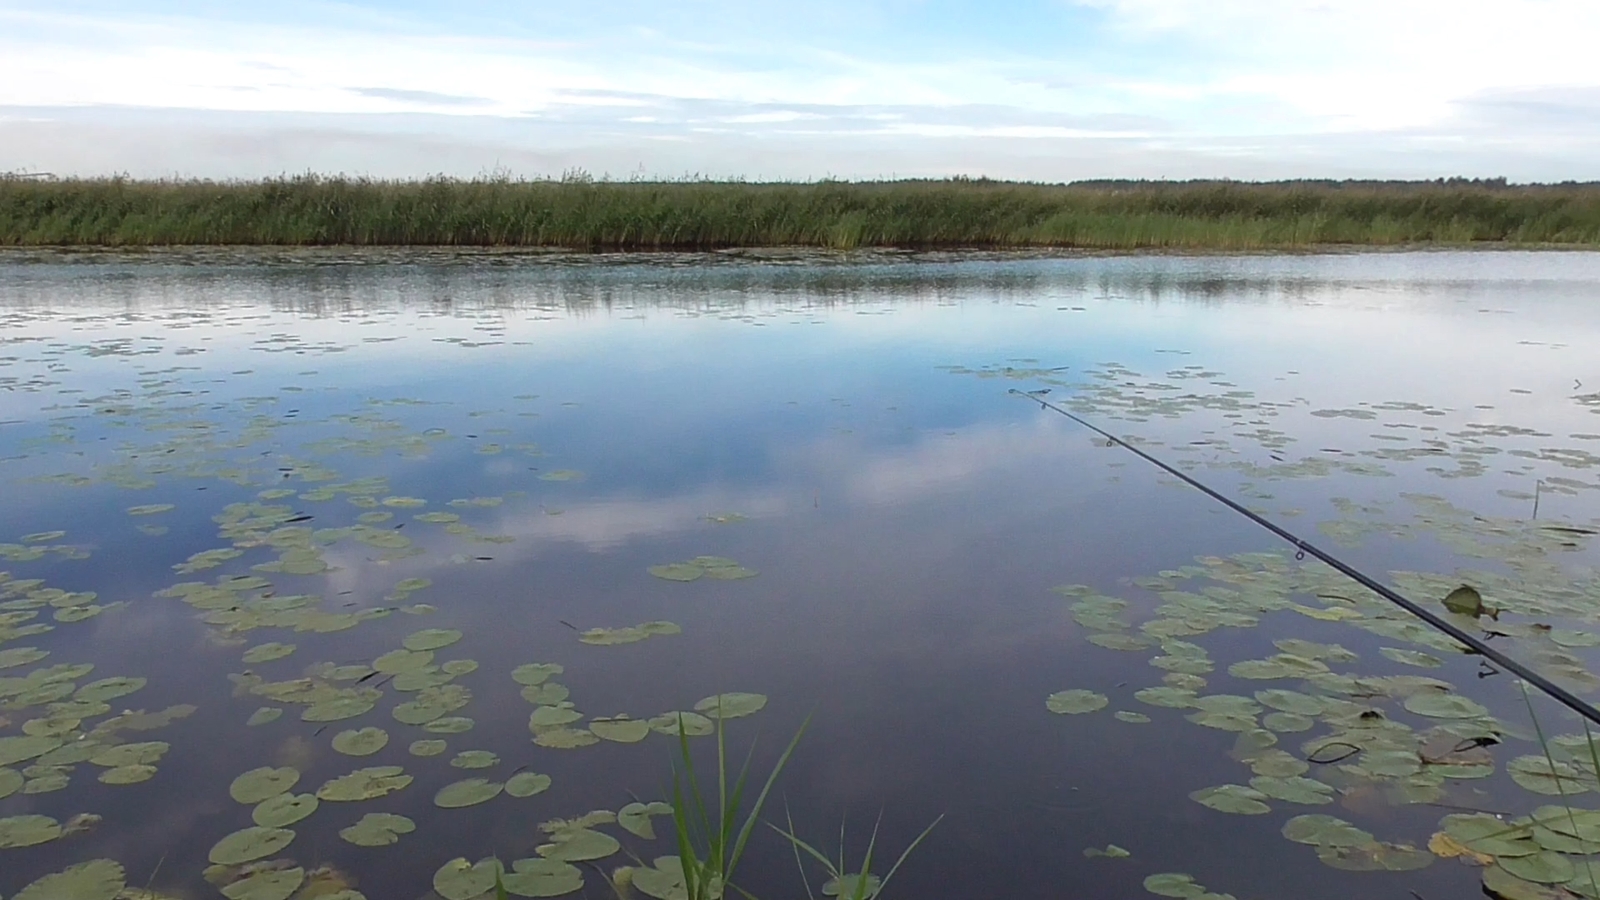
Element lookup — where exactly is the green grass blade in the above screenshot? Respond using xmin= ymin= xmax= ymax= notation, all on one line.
xmin=728 ymin=711 xmax=812 ymax=882
xmin=875 ymin=814 xmax=944 ymax=896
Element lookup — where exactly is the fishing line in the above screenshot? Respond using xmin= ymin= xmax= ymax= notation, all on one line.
xmin=1010 ymin=388 xmax=1600 ymax=729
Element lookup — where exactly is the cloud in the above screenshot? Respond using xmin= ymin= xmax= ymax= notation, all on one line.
xmin=350 ymin=88 xmax=494 ymax=108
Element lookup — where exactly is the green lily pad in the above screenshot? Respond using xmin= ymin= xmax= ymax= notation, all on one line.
xmin=1316 ymin=841 xmax=1433 ymax=872
xmin=512 ymin=663 xmax=564 ymax=686
xmin=230 ymin=767 xmax=300 ymax=804
xmin=90 ymin=741 xmax=168 ymax=766
xmin=434 ymin=858 xmax=503 ymax=900
xmin=0 ymin=734 xmax=64 ymax=766
xmin=521 ymin=683 xmax=571 ymax=705
xmin=451 ymin=750 xmax=499 ymax=769
xmin=0 ymin=767 xmax=22 ymax=799
xmin=1443 ymin=585 xmax=1486 ymax=616
xmin=243 ymin=643 xmax=297 ymax=664
xmin=409 ymin=739 xmax=448 ymax=757
xmin=316 ymin=766 xmax=413 ymax=802
xmin=208 ymin=825 xmax=296 ymax=864
xmin=1255 ymin=690 xmax=1324 ymax=716
xmin=1249 ymin=775 xmax=1334 ymax=804
xmin=1484 ymin=864 xmax=1567 ymax=900
xmin=340 ymin=812 xmax=416 ymax=847
xmin=1263 ymin=712 xmax=1315 ymax=732
xmin=253 ymin=792 xmax=319 ymax=827
xmin=529 ymin=705 xmax=584 ymax=728
xmin=823 ymin=874 xmax=882 ymax=898
xmin=591 ymin=716 xmax=652 ymax=743
xmin=441 ymin=659 xmax=479 ymax=676
xmin=1115 ymin=711 xmax=1151 ymax=723
xmin=14 ymin=859 xmax=125 ymax=900
xmin=1510 ymin=756 xmax=1595 ymax=795
xmin=538 ymin=827 xmax=622 ymax=861
xmin=247 ymin=707 xmax=283 ymax=726
xmin=127 ymin=504 xmax=175 ymax=516
xmin=631 ymin=856 xmax=720 ymax=900
xmin=533 ymin=727 xmax=598 ymax=749
xmin=435 ymin=778 xmax=504 ymax=808
xmin=374 ymin=649 xmax=434 ymax=674
xmin=302 ymin=696 xmax=377 ymax=722
xmin=1282 ymin=814 xmax=1374 ymax=847
xmin=649 ymin=712 xmax=715 ymax=737
xmin=1134 ymin=687 xmax=1197 ymax=708
xmin=1380 ymin=647 xmax=1443 ymax=668
xmin=619 ymin=801 xmax=675 ymax=839
xmin=1404 ymin=692 xmax=1490 ymax=719
xmin=0 ymin=814 xmax=61 ymax=848
xmin=404 ymin=629 xmax=463 ymax=652
xmin=648 ymin=564 xmax=704 ymax=582
xmin=1142 ymin=873 xmax=1204 ymax=898
xmin=99 ymin=764 xmax=157 ymax=785
xmin=424 ymin=716 xmax=475 ymax=734
xmin=1501 ymin=851 xmax=1578 ymax=884
xmin=1189 ymin=784 xmax=1270 ymax=815
xmin=0 ymin=647 xmax=48 ymax=669
xmin=693 ymin=693 xmax=767 ymax=719
xmin=220 ymin=867 xmax=305 ymax=900
xmin=1046 ymin=690 xmax=1109 ymax=715
xmin=1442 ymin=813 xmax=1540 ymax=856
xmin=507 ymin=772 xmax=553 ymax=798
xmin=332 ymin=727 xmax=389 ymax=757
xmin=501 ymin=858 xmax=584 ymax=897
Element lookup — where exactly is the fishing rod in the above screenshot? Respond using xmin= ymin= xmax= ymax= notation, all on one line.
xmin=1010 ymin=387 xmax=1600 ymax=729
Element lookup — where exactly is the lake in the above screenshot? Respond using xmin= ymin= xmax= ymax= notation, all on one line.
xmin=2 ymin=248 xmax=1599 ymax=900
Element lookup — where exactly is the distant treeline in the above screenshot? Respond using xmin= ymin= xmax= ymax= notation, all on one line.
xmin=3 ymin=175 xmax=1599 ymax=250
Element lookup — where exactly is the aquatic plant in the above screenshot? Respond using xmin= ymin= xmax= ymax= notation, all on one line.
xmin=770 ymin=807 xmax=943 ymax=900
xmin=5 ymin=176 xmax=1600 ymax=248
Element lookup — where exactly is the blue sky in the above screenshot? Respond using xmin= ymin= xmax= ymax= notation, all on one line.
xmin=3 ymin=0 xmax=1599 ymax=181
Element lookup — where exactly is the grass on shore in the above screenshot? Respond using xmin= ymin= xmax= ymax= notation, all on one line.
xmin=4 ymin=175 xmax=1600 ymax=250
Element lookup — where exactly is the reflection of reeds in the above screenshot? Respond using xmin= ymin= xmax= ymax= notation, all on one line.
xmin=5 ymin=177 xmax=1600 ymax=248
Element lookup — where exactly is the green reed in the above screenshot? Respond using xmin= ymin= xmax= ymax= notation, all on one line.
xmin=4 ymin=176 xmax=1600 ymax=249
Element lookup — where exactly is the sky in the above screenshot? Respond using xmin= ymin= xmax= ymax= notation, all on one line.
xmin=3 ymin=0 xmax=1600 ymax=182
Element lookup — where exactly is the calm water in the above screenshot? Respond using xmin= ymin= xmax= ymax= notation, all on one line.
xmin=2 ymin=249 xmax=1600 ymax=900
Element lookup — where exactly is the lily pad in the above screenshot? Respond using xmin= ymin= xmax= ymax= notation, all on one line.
xmin=340 ymin=812 xmax=416 ymax=847
xmin=1501 ymin=851 xmax=1578 ymax=884
xmin=1249 ymin=775 xmax=1334 ymax=805
xmin=230 ymin=767 xmax=300 ymax=804
xmin=331 ymin=727 xmax=389 ymax=757
xmin=512 ymin=663 xmax=564 ymax=686
xmin=1142 ymin=873 xmax=1204 ymax=898
xmin=529 ymin=705 xmax=584 ymax=728
xmin=501 ymin=858 xmax=585 ymax=897
xmin=99 ymin=764 xmax=158 ymax=785
xmin=1509 ymin=756 xmax=1595 ymax=795
xmin=693 ymin=693 xmax=767 ymax=719
xmin=620 ymin=801 xmax=675 ymax=839
xmin=243 ymin=643 xmax=297 ymax=664
xmin=1282 ymin=814 xmax=1374 ymax=847
xmin=649 ymin=712 xmax=715 ymax=737
xmin=1189 ymin=784 xmax=1270 ymax=815
xmin=14 ymin=859 xmax=125 ymax=900
xmin=0 ymin=647 xmax=49 ymax=669
xmin=404 ymin=628 xmax=462 ymax=652
xmin=0 ymin=767 xmax=21 ymax=799
xmin=1404 ymin=692 xmax=1490 ymax=719
xmin=1443 ymin=585 xmax=1486 ymax=616
xmin=648 ymin=564 xmax=704 ymax=582
xmin=373 ymin=649 xmax=434 ymax=674
xmin=425 ymin=716 xmax=475 ymax=734
xmin=0 ymin=814 xmax=61 ymax=848
xmin=435 ymin=778 xmax=504 ymax=808
xmin=253 ymin=792 xmax=319 ymax=827
xmin=1115 ymin=711 xmax=1152 ymax=724
xmin=90 ymin=741 xmax=168 ymax=766
xmin=76 ymin=676 xmax=148 ymax=703
xmin=1380 ymin=647 xmax=1443 ymax=668
xmin=1046 ymin=690 xmax=1109 ymax=715
xmin=538 ymin=827 xmax=622 ymax=861
xmin=302 ymin=696 xmax=377 ymax=722
xmin=506 ymin=772 xmax=553 ymax=798
xmin=590 ymin=716 xmax=653 ymax=743
xmin=220 ymin=867 xmax=304 ymax=900
xmin=434 ymin=858 xmax=503 ymax=900
xmin=823 ymin=875 xmax=882 ymax=898
xmin=1134 ymin=687 xmax=1197 ymax=708
xmin=247 ymin=707 xmax=283 ymax=726
xmin=208 ymin=825 xmax=296 ymax=864
xmin=533 ymin=727 xmax=598 ymax=749
xmin=451 ymin=750 xmax=500 ymax=769
xmin=316 ymin=766 xmax=413 ymax=802
xmin=409 ymin=739 xmax=448 ymax=757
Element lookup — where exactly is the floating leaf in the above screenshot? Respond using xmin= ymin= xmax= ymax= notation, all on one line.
xmin=647 ymin=564 xmax=704 ymax=582
xmin=99 ymin=764 xmax=157 ymax=785
xmin=1083 ymin=845 xmax=1132 ymax=859
xmin=1483 ymin=863 xmax=1568 ymax=900
xmin=316 ymin=766 xmax=413 ymax=802
xmin=243 ymin=643 xmax=297 ymax=664
xmin=648 ymin=712 xmax=715 ymax=736
xmin=1114 ymin=711 xmax=1151 ymax=724
xmin=247 ymin=707 xmax=283 ymax=727
xmin=501 ymin=857 xmax=585 ymax=897
xmin=823 ymin=874 xmax=883 ymax=898
xmin=533 ymin=727 xmax=598 ymax=749
xmin=404 ymin=629 xmax=462 ymax=652
xmin=1249 ymin=775 xmax=1334 ymax=805
xmin=1403 ymin=692 xmax=1490 ymax=719
xmin=434 ymin=858 xmax=502 ymax=900
xmin=253 ymin=792 xmax=319 ymax=827
xmin=539 ymin=827 xmax=622 ymax=862
xmin=1134 ymin=687 xmax=1197 ymax=709
xmin=74 ymin=676 xmax=146 ymax=703
xmin=1380 ymin=647 xmax=1443 ymax=668
xmin=0 ymin=814 xmax=61 ymax=848
xmin=302 ymin=697 xmax=377 ymax=723
xmin=1443 ymin=585 xmax=1486 ymax=617
xmin=1509 ymin=756 xmax=1595 ymax=795
xmin=332 ymin=728 xmax=389 ymax=757
xmin=410 ymin=739 xmax=447 ymax=757
xmin=435 ymin=778 xmax=504 ymax=808
xmin=1141 ymin=873 xmax=1204 ymax=898
xmin=1046 ymin=690 xmax=1109 ymax=715
xmin=1189 ymin=784 xmax=1270 ymax=815
xmin=425 ymin=716 xmax=475 ymax=734
xmin=693 ymin=693 xmax=767 ymax=719
xmin=90 ymin=741 xmax=168 ymax=766
xmin=0 ymin=647 xmax=48 ymax=669
xmin=451 ymin=750 xmax=499 ymax=769
xmin=220 ymin=867 xmax=305 ymax=900
xmin=591 ymin=716 xmax=652 ymax=743
xmin=230 ymin=767 xmax=300 ymax=804
xmin=208 ymin=826 xmax=296 ymax=864
xmin=619 ymin=801 xmax=674 ymax=839
xmin=529 ymin=705 xmax=584 ymax=728
xmin=14 ymin=859 xmax=125 ymax=900
xmin=340 ymin=812 xmax=416 ymax=847
xmin=374 ymin=649 xmax=434 ymax=674
xmin=507 ymin=772 xmax=553 ymax=798
xmin=1282 ymin=814 xmax=1374 ymax=848
xmin=1500 ymin=851 xmax=1577 ymax=884
xmin=512 ymin=663 xmax=564 ymax=686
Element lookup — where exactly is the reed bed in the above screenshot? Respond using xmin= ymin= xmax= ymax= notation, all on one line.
xmin=4 ymin=175 xmax=1600 ymax=250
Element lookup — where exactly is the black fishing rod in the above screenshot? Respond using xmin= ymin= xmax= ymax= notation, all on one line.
xmin=1010 ymin=388 xmax=1600 ymax=729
